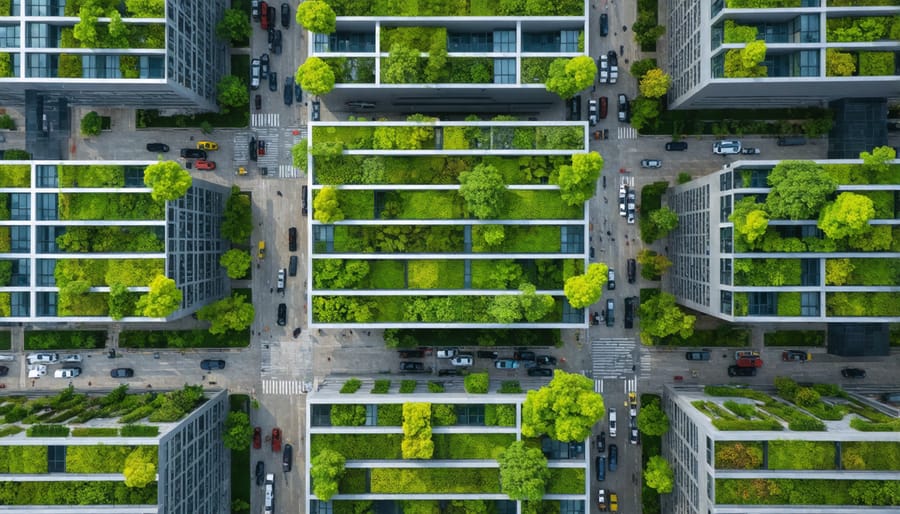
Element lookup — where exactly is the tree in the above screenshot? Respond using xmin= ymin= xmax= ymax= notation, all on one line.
xmin=381 ymin=44 xmax=421 ymax=84
xmin=638 ymin=291 xmax=695 ymax=345
xmin=826 ymin=48 xmax=856 ymax=76
xmin=222 ymin=411 xmax=253 ymax=450
xmin=818 ymin=192 xmax=875 ymax=240
xmin=644 ymin=456 xmax=674 ymax=494
xmin=649 ymin=206 xmax=678 ymax=236
xmin=107 ymin=11 xmax=130 ymax=48
xmin=143 ymin=161 xmax=192 ymax=201
xmin=636 ymin=249 xmax=672 ymax=280
xmin=295 ymin=57 xmax=336 ymax=96
xmin=73 ymin=4 xmax=103 ymax=47
xmin=724 ymin=40 xmax=767 ymax=77
xmin=639 ymin=68 xmax=671 ymax=99
xmin=488 ymin=295 xmax=522 ymax=324
xmin=497 ymin=441 xmax=550 ymax=501
xmin=519 ymin=283 xmax=555 ymax=322
xmin=629 ymin=58 xmax=657 ymax=80
xmin=636 ymin=401 xmax=669 ymax=436
xmin=545 ymin=56 xmax=597 ymax=99
xmin=860 ymin=145 xmax=896 ymax=174
xmin=108 ymin=283 xmax=136 ymax=320
xmin=296 ymin=0 xmax=336 ymax=34
xmin=216 ymin=8 xmax=252 ymax=43
xmin=629 ymin=96 xmax=661 ymax=132
xmin=401 ymin=402 xmax=434 ymax=459
xmin=123 ymin=446 xmax=157 ymax=488
xmin=521 ymin=370 xmax=605 ymax=442
xmin=310 ymin=449 xmax=346 ymax=500
xmin=126 ymin=0 xmax=165 ymax=17
xmin=765 ymin=160 xmax=836 ymax=219
xmin=313 ymin=186 xmax=344 ymax=223
xmin=216 ymin=75 xmax=249 ymax=112
xmin=564 ymin=263 xmax=608 ymax=308
xmin=219 ymin=249 xmax=251 ymax=279
xmin=197 ymin=293 xmax=256 ymax=334
xmin=458 ymin=163 xmax=506 ymax=219
xmin=633 ymin=13 xmax=665 ymax=48
xmin=558 ymin=151 xmax=603 ymax=206
xmin=221 ymin=186 xmax=253 ymax=243
xmin=135 ymin=275 xmax=182 ymax=318
xmin=292 ymin=138 xmax=309 ymax=170
xmin=80 ymin=111 xmax=103 ymax=136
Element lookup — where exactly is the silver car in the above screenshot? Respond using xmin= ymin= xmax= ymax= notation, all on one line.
xmin=250 ymin=58 xmax=261 ymax=90
xmin=640 ymin=159 xmax=661 ymax=168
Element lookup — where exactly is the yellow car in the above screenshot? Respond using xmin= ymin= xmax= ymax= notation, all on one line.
xmin=257 ymin=241 xmax=266 ymax=260
xmin=610 ymin=493 xmax=618 ymax=512
xmin=629 ymin=391 xmax=637 ymax=407
xmin=196 ymin=141 xmax=219 ymax=150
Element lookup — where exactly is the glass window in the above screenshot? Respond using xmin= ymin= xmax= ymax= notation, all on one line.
xmin=748 ymin=292 xmax=776 ymax=316
xmin=36 ymin=165 xmax=56 ymax=187
xmin=562 ymin=300 xmax=583 ymax=323
xmin=11 ymin=291 xmax=29 ymax=316
xmin=25 ymin=22 xmax=51 ymax=48
xmin=720 ymin=290 xmax=732 ymax=315
xmin=710 ymin=22 xmax=723 ymax=50
xmin=9 ymin=193 xmax=30 ymax=220
xmin=36 ymin=259 xmax=55 ymax=286
xmin=9 ymin=258 xmax=29 ymax=286
xmin=455 ymin=404 xmax=485 ymax=425
xmin=720 ymin=195 xmax=732 ymax=221
xmin=720 ymin=259 xmax=732 ymax=285
xmin=493 ymin=30 xmax=515 ymax=52
xmin=366 ymin=404 xmax=377 ymax=426
xmin=49 ymin=446 xmax=65 ymax=472
xmin=0 ymin=24 xmax=19 ymax=48
xmin=720 ymin=227 xmax=733 ymax=253
xmin=801 ymin=258 xmax=819 ymax=286
xmin=559 ymin=30 xmax=579 ymax=52
xmin=796 ymin=50 xmax=818 ymax=77
xmin=140 ymin=55 xmax=164 ymax=79
xmin=36 ymin=226 xmax=59 ymax=253
xmin=36 ymin=193 xmax=56 ymax=220
xmin=560 ymin=226 xmax=581 ymax=253
xmin=801 ymin=292 xmax=819 ymax=317
xmin=720 ymin=171 xmax=732 ymax=191
xmin=310 ymin=404 xmax=331 ymax=426
xmin=10 ymin=226 xmax=29 ymax=252
xmin=314 ymin=33 xmax=328 ymax=52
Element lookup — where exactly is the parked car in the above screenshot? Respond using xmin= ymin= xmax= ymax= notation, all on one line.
xmin=624 ymin=297 xmax=635 ymax=329
xmin=195 ymin=160 xmax=216 ymax=170
xmin=728 ymin=365 xmax=756 ymax=377
xmin=536 ymin=355 xmax=557 ymax=366
xmin=608 ymin=444 xmax=618 ymax=471
xmin=302 ymin=185 xmax=309 ymax=216
xmin=27 ymin=364 xmax=47 ymax=378
xmin=735 ymin=350 xmax=760 ymax=360
xmin=741 ymin=147 xmax=760 ymax=154
xmin=436 ymin=348 xmax=458 ymax=358
xmin=258 ymin=139 xmax=267 ymax=156
xmin=713 ymin=140 xmax=742 ymax=155
xmin=273 ymin=30 xmax=283 ymax=54
xmin=62 ymin=354 xmax=82 ymax=363
xmin=607 ymin=268 xmax=616 ymax=290
xmin=251 ymin=0 xmax=260 ymax=21
xmin=276 ymin=268 xmax=285 ymax=293
xmin=201 ymin=359 xmax=226 ymax=370
xmin=450 ymin=355 xmax=473 ymax=367
xmin=588 ymin=99 xmax=598 ymax=126
xmin=196 ymin=141 xmax=218 ymax=150
xmin=110 ymin=368 xmax=134 ymax=378
xmin=249 ymin=137 xmax=258 ymax=161
xmin=282 ymin=444 xmax=293 ymax=472
xmin=599 ymin=96 xmax=608 ymax=118
xmin=476 ymin=351 xmax=498 ymax=359
xmin=146 ymin=143 xmax=169 ymax=152
xmin=598 ymin=54 xmax=608 ymax=83
xmin=289 ymin=255 xmax=298 ymax=276
xmin=640 ymin=159 xmax=662 ymax=169
xmin=685 ymin=350 xmax=711 ymax=361
xmin=255 ymin=460 xmax=265 ymax=485
xmin=260 ymin=0 xmax=270 ymax=29
xmin=527 ymin=367 xmax=553 ymax=377
xmin=627 ymin=259 xmax=636 ymax=283
xmin=180 ymin=148 xmax=206 ymax=159
xmin=494 ymin=359 xmax=519 ymax=369
xmin=54 ymin=367 xmax=81 ymax=379
xmin=599 ymin=13 xmax=608 ymax=36
xmin=280 ymin=2 xmax=290 ymax=28
xmin=438 ymin=368 xmax=463 ymax=376
xmin=596 ymin=456 xmax=606 ymax=481
xmin=398 ymin=349 xmax=424 ymax=358
xmin=514 ymin=350 xmax=536 ymax=362
xmin=253 ymin=427 xmax=262 ymax=449
xmin=27 ymin=353 xmax=59 ymax=364
xmin=260 ymin=53 xmax=269 ymax=79
xmin=841 ymin=368 xmax=866 ymax=378
xmin=255 ymin=94 xmax=262 ymax=110
xmin=610 ymin=492 xmax=618 ymax=512
xmin=736 ymin=357 xmax=763 ymax=368
xmin=311 ymin=100 xmax=321 ymax=121
xmin=598 ymin=488 xmax=607 ymax=511
xmin=269 ymin=71 xmax=278 ymax=91
xmin=665 ymin=141 xmax=688 ymax=151
xmin=288 ymin=227 xmax=297 ymax=252
xmin=617 ymin=94 xmax=629 ymax=122
xmin=609 ymin=408 xmax=617 ymax=437
xmin=271 ymin=427 xmax=282 ymax=452
xmin=607 ymin=50 xmax=618 ymax=67
xmin=295 ymin=81 xmax=302 ymax=103
xmin=250 ymin=58 xmax=261 ymax=89
xmin=0 ymin=354 xmax=14 ymax=361
xmin=277 ymin=303 xmax=286 ymax=326
xmin=283 ymin=77 xmax=294 ymax=105
xmin=782 ymin=350 xmax=811 ymax=362
xmin=596 ymin=431 xmax=606 ymax=452
xmin=400 ymin=362 xmax=428 ymax=372
xmin=605 ymin=299 xmax=615 ymax=327
xmin=630 ymin=426 xmax=639 ymax=445
xmin=0 ymin=366 xmax=8 ymax=377
xmin=267 ymin=5 xmax=275 ymax=30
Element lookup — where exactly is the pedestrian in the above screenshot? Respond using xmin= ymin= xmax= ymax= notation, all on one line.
xmin=31 ymin=379 xmax=35 ymax=387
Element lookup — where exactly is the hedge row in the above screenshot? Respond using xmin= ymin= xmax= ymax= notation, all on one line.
xmin=546 ymin=468 xmax=585 ymax=494
xmin=0 ymin=446 xmax=48 ymax=473
xmin=0 ymin=481 xmax=158 ymax=505
xmin=24 ymin=331 xmax=106 ymax=350
xmin=119 ymin=328 xmax=249 ymax=348
xmin=764 ymin=330 xmax=825 ymax=347
xmin=370 ymin=468 xmax=501 ymax=494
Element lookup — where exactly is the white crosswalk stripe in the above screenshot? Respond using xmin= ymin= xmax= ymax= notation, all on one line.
xmin=617 ymin=126 xmax=638 ymax=140
xmin=261 ymin=379 xmax=310 ymax=396
xmin=252 ymin=113 xmax=280 ymax=127
xmin=591 ymin=338 xmax=636 ymax=380
xmin=278 ymin=165 xmax=300 ymax=178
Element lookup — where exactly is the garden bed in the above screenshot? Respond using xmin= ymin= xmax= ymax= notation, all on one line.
xmin=0 ymin=164 xmax=30 ymax=187
xmin=660 ymin=325 xmax=750 ymax=347
xmin=230 ymin=395 xmax=250 ymax=514
xmin=311 ymin=434 xmax=404 ymax=460
xmin=715 ymin=478 xmax=898 ymax=505
xmin=119 ymin=328 xmax=250 ymax=349
xmin=387 ymin=328 xmax=562 ymax=348
xmin=325 ymin=224 xmax=570 ymax=254
xmin=58 ymin=193 xmax=165 ymax=221
xmin=842 ymin=441 xmax=900 ymax=470
xmin=312 ymin=295 xmax=566 ymax=323
xmin=827 ymin=292 xmax=900 ymax=317
xmin=322 ymin=0 xmax=582 ymax=15
xmin=433 ymin=433 xmax=515 ymax=459
xmin=0 ymin=481 xmax=157 ymax=505
xmin=764 ymin=330 xmax=825 ymax=347
xmin=768 ymin=441 xmax=836 ymax=470
xmin=714 ymin=441 xmax=763 ymax=470
xmin=24 ymin=330 xmax=107 ymax=350
xmin=370 ymin=468 xmax=501 ymax=493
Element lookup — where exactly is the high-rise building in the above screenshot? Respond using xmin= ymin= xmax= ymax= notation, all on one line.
xmin=0 ymin=160 xmax=230 ymax=322
xmin=666 ymin=2 xmax=900 ymax=109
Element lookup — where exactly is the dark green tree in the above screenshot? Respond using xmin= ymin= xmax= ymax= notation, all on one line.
xmin=221 ymin=186 xmax=253 ymax=243
xmin=458 ymin=163 xmax=506 ymax=219
xmin=219 ymin=249 xmax=251 ymax=279
xmin=80 ymin=111 xmax=103 ymax=137
xmin=766 ymin=160 xmax=836 ymax=219
xmin=222 ymin=411 xmax=253 ymax=450
xmin=216 ymin=8 xmax=252 ymax=43
xmin=196 ymin=293 xmax=255 ymax=334
xmin=636 ymin=401 xmax=669 ymax=436
xmin=498 ymin=441 xmax=550 ymax=501
xmin=216 ymin=75 xmax=249 ymax=112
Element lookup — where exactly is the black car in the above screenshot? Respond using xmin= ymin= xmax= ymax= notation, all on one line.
xmin=282 ymin=444 xmax=293 ymax=472
xmin=685 ymin=350 xmax=711 ymax=361
xmin=728 ymin=365 xmax=756 ymax=377
xmin=269 ymin=71 xmax=278 ymax=92
xmin=200 ymin=359 xmax=225 ymax=370
xmin=600 ymin=13 xmax=608 ymax=36
xmin=0 ymin=366 xmax=8 ymax=377
xmin=301 ymin=185 xmax=309 ymax=216
xmin=267 ymin=5 xmax=275 ymax=27
xmin=289 ymin=255 xmax=298 ymax=276
xmin=607 ymin=50 xmax=618 ymax=67
xmin=254 ymin=94 xmax=262 ymax=110
xmin=271 ymin=29 xmax=283 ymax=55
xmin=284 ymin=77 xmax=294 ymax=105
xmin=476 ymin=350 xmax=498 ymax=359
xmin=249 ymin=137 xmax=258 ymax=161
xmin=438 ymin=368 xmax=463 ymax=376
xmin=295 ymin=82 xmax=302 ymax=103
xmin=311 ymin=100 xmax=320 ymax=121
xmin=624 ymin=297 xmax=635 ymax=329
xmin=146 ymin=143 xmax=169 ymax=152
xmin=267 ymin=27 xmax=275 ymax=45
xmin=596 ymin=456 xmax=606 ymax=481
xmin=180 ymin=148 xmax=207 ymax=159
xmin=665 ymin=141 xmax=688 ymax=151
xmin=260 ymin=53 xmax=269 ymax=79
xmin=255 ymin=461 xmax=265 ymax=486
xmin=110 ymin=368 xmax=134 ymax=378
xmin=596 ymin=431 xmax=606 ymax=452
xmin=527 ymin=367 xmax=553 ymax=377
xmin=400 ymin=361 xmax=427 ymax=372
xmin=627 ymin=258 xmax=636 ymax=283
xmin=608 ymin=444 xmax=618 ymax=471
xmin=841 ymin=368 xmax=866 ymax=379
xmin=277 ymin=303 xmax=287 ymax=326
xmin=280 ymin=3 xmax=290 ymax=28
xmin=398 ymin=349 xmax=424 ymax=358
xmin=536 ymin=355 xmax=557 ymax=366
xmin=514 ymin=350 xmax=536 ymax=362
xmin=288 ymin=227 xmax=297 ymax=252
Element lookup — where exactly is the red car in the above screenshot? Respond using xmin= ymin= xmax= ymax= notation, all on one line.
xmin=260 ymin=1 xmax=269 ymax=29
xmin=736 ymin=356 xmax=763 ymax=368
xmin=257 ymin=140 xmax=266 ymax=156
xmin=253 ymin=427 xmax=261 ymax=449
xmin=195 ymin=160 xmax=216 ymax=170
xmin=271 ymin=427 xmax=282 ymax=452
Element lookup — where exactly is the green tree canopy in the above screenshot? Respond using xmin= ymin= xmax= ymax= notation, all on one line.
xmin=123 ymin=446 xmax=157 ymax=488
xmin=860 ymin=145 xmax=896 ymax=174
xmin=313 ymin=186 xmax=344 ymax=223
xmin=644 ymin=455 xmax=674 ymax=493
xmin=143 ymin=161 xmax=192 ymax=201
xmin=381 ymin=44 xmax=421 ymax=84
xmin=221 ymin=186 xmax=253 ymax=243
xmin=518 ymin=283 xmax=555 ymax=322
xmin=765 ymin=160 xmax=836 ymax=219
xmin=629 ymin=96 xmax=661 ymax=132
xmin=728 ymin=196 xmax=770 ymax=246
xmin=639 ymin=68 xmax=671 ymax=98
xmin=80 ymin=111 xmax=103 ymax=137
xmin=296 ymin=0 xmax=336 ymax=34
xmin=458 ymin=163 xmax=506 ymax=219
xmin=222 ymin=411 xmax=253 ymax=450
xmin=135 ymin=275 xmax=182 ymax=318
xmin=818 ymin=192 xmax=875 ymax=240
xmin=292 ymin=138 xmax=309 ymax=170
xmin=196 ymin=292 xmax=256 ymax=334
xmin=219 ymin=249 xmax=251 ymax=279
xmin=629 ymin=58 xmax=657 ymax=80
xmin=545 ymin=56 xmax=597 ymax=99
xmin=558 ymin=151 xmax=604 ymax=206
xmin=648 ymin=206 xmax=678 ymax=237
xmin=636 ymin=401 xmax=669 ymax=436
xmin=295 ymin=57 xmax=336 ymax=96
xmin=638 ymin=291 xmax=695 ymax=345
xmin=498 ymin=441 xmax=550 ymax=501
xmin=636 ymin=249 xmax=672 ymax=280
xmin=126 ymin=0 xmax=165 ymax=17
xmin=216 ymin=8 xmax=252 ymax=43
xmin=563 ymin=262 xmax=608 ymax=309
xmin=826 ymin=48 xmax=856 ymax=77
xmin=216 ymin=75 xmax=249 ymax=111
xmin=724 ymin=40 xmax=767 ymax=77
xmin=73 ymin=4 xmax=103 ymax=47
xmin=310 ymin=449 xmax=346 ymax=501
xmin=401 ymin=402 xmax=434 ymax=459
xmin=521 ymin=370 xmax=605 ymax=442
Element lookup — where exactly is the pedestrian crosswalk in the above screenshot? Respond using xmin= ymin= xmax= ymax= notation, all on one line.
xmin=617 ymin=126 xmax=638 ymax=140
xmin=252 ymin=113 xmax=280 ymax=127
xmin=278 ymin=165 xmax=301 ymax=178
xmin=591 ymin=338 xmax=636 ymax=380
xmin=261 ymin=379 xmax=311 ymax=395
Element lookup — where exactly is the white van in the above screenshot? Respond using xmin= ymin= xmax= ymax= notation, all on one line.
xmin=609 ymin=408 xmax=617 ymax=437
xmin=264 ymin=473 xmax=275 ymax=513
xmin=713 ymin=140 xmax=742 ymax=155
xmin=276 ymin=269 xmax=285 ymax=293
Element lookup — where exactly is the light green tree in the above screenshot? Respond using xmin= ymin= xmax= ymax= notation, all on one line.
xmin=724 ymin=40 xmax=767 ymax=77
xmin=860 ymin=145 xmax=896 ymax=174
xmin=196 ymin=293 xmax=256 ymax=334
xmin=649 ymin=206 xmax=678 ymax=236
xmin=489 ymin=295 xmax=522 ymax=324
xmin=638 ymin=291 xmax=695 ymax=345
xmin=563 ymin=262 xmax=608 ymax=309
xmin=637 ymin=249 xmax=672 ymax=280
xmin=135 ymin=275 xmax=182 ymax=318
xmin=123 ymin=446 xmax=157 ymax=488
xmin=381 ymin=44 xmax=421 ymax=84
xmin=219 ymin=249 xmax=251 ymax=279
xmin=401 ymin=402 xmax=434 ymax=459
xmin=126 ymin=0 xmax=165 ymax=17
xmin=216 ymin=75 xmax=249 ymax=112
xmin=644 ymin=455 xmax=674 ymax=493
xmin=295 ymin=57 xmax=336 ymax=96
xmin=636 ymin=401 xmax=669 ymax=436
xmin=295 ymin=0 xmax=336 ymax=34
xmin=521 ymin=370 xmax=605 ymax=442
xmin=818 ymin=192 xmax=875 ymax=240
xmin=497 ymin=441 xmax=550 ymax=501
xmin=826 ymin=48 xmax=856 ymax=77
xmin=216 ymin=8 xmax=252 ymax=43
xmin=519 ymin=283 xmax=555 ymax=322
xmin=143 ymin=161 xmax=192 ymax=201
xmin=222 ymin=411 xmax=253 ymax=450
xmin=639 ymin=68 xmax=671 ymax=98
xmin=73 ymin=4 xmax=103 ymax=47
xmin=458 ymin=163 xmax=506 ymax=219
xmin=310 ymin=449 xmax=346 ymax=500
xmin=313 ymin=186 xmax=344 ymax=223
xmin=558 ymin=151 xmax=604 ymax=206
xmin=107 ymin=11 xmax=130 ymax=48
xmin=292 ymin=138 xmax=309 ymax=170
xmin=629 ymin=96 xmax=661 ymax=132
xmin=545 ymin=56 xmax=597 ymax=99
xmin=765 ymin=160 xmax=836 ymax=219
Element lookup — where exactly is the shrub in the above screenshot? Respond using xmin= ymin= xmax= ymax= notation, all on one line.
xmin=371 ymin=379 xmax=391 ymax=394
xmin=80 ymin=111 xmax=103 ymax=136
xmin=427 ymin=382 xmax=445 ymax=393
xmin=499 ymin=380 xmax=522 ymax=393
xmin=715 ymin=441 xmax=763 ymax=469
xmin=331 ymin=404 xmax=366 ymax=426
xmin=401 ymin=402 xmax=434 ymax=459
xmin=26 ymin=424 xmax=70 ymax=437
xmin=431 ymin=404 xmax=457 ymax=426
xmin=464 ymin=373 xmax=489 ymax=394
xmin=340 ymin=378 xmax=362 ymax=394
xmin=378 ymin=404 xmax=402 ymax=426
xmin=120 ymin=425 xmax=160 ymax=437
xmin=400 ymin=380 xmax=417 ymax=393
xmin=71 ymin=427 xmax=119 ymax=437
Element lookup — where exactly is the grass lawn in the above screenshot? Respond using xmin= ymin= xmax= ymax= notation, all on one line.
xmin=505 ymin=190 xmax=583 ymax=219
xmin=229 ymin=395 xmax=250 ymax=514
xmin=338 ymin=190 xmax=376 ymax=219
xmin=547 ymin=468 xmax=585 ymax=493
xmin=0 ymin=331 xmax=12 ymax=350
xmin=502 ymin=225 xmax=562 ymax=252
xmin=369 ymin=260 xmax=406 ymax=289
xmin=395 ymin=191 xmax=466 ymax=219
xmin=432 ymin=433 xmax=515 ymax=459
xmin=370 ymin=468 xmax=501 ymax=494
xmin=311 ymin=434 xmax=403 ymax=460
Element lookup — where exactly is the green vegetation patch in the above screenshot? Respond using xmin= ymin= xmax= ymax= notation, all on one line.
xmin=433 ymin=433 xmax=515 ymax=459
xmin=338 ymin=468 xmax=368 ymax=494
xmin=734 ymin=258 xmax=801 ymax=286
xmin=24 ymin=330 xmax=107 ymax=350
xmin=311 ymin=433 xmax=403 ymax=460
xmin=0 ymin=165 xmax=30 ymax=187
xmin=0 ymin=481 xmax=158 ymax=505
xmin=370 ymin=468 xmax=501 ymax=494
xmin=407 ymin=260 xmax=465 ymax=289
xmin=547 ymin=468 xmax=585 ymax=494
xmin=827 ymin=292 xmax=900 ymax=317
xmin=842 ymin=441 xmax=900 ymax=470
xmin=369 ymin=260 xmax=406 ymax=289
xmin=71 ymin=427 xmax=119 ymax=437
xmin=764 ymin=330 xmax=825 ymax=346
xmin=67 ymin=445 xmax=157 ymax=473
xmin=0 ymin=331 xmax=9 ymax=350
xmin=386 ymin=328 xmax=561 ymax=348
xmin=714 ymin=441 xmax=763 ymax=470
xmin=768 ymin=441 xmax=836 ymax=470
xmin=229 ymin=395 xmax=250 ymax=512
xmin=505 ymin=190 xmax=583 ymax=220
xmin=715 ymin=478 xmax=899 ymax=506
xmin=660 ymin=325 xmax=750 ymax=347
xmin=858 ymin=51 xmax=896 ymax=76
xmin=0 ymin=446 xmax=49 ymax=473
xmin=119 ymin=328 xmax=249 ymax=348
xmin=499 ymin=226 xmax=562 ymax=253
xmin=58 ymin=193 xmax=164 ymax=220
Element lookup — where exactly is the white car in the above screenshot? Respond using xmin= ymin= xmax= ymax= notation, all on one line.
xmin=627 ymin=212 xmax=635 ymax=225
xmin=609 ymin=408 xmax=617 ymax=437
xmin=598 ymin=55 xmax=608 ymax=83
xmin=640 ymin=159 xmax=662 ymax=169
xmin=436 ymin=348 xmax=458 ymax=358
xmin=27 ymin=364 xmax=47 ymax=378
xmin=27 ymin=353 xmax=59 ymax=364
xmin=588 ymin=100 xmax=598 ymax=126
xmin=276 ymin=268 xmax=285 ymax=293
xmin=62 ymin=354 xmax=82 ymax=363
xmin=250 ymin=58 xmax=261 ymax=90
xmin=713 ymin=140 xmax=742 ymax=155
xmin=627 ymin=191 xmax=636 ymax=211
xmin=54 ymin=367 xmax=81 ymax=379
xmin=619 ymin=201 xmax=627 ymax=217
xmin=609 ymin=65 xmax=618 ymax=84
xmin=0 ymin=354 xmax=15 ymax=362
xmin=450 ymin=355 xmax=473 ymax=367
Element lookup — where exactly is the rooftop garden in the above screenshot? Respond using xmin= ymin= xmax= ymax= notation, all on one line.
xmin=716 ymin=477 xmax=899 ymax=506
xmin=826 ymin=15 xmax=900 ymax=42
xmin=827 ymin=49 xmax=897 ymax=77
xmin=319 ymin=0 xmax=584 ymax=17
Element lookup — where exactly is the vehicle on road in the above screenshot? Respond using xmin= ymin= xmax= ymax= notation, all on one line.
xmin=62 ymin=354 xmax=82 ymax=363
xmin=180 ymin=148 xmax=206 ymax=159
xmin=665 ymin=141 xmax=688 ymax=151
xmin=598 ymin=55 xmax=608 ymax=83
xmin=607 ymin=50 xmax=618 ymax=66
xmin=288 ymin=227 xmax=297 ymax=252
xmin=627 ymin=259 xmax=636 ymax=283
xmin=609 ymin=492 xmax=618 ymax=512
xmin=514 ymin=350 xmax=536 ymax=363
xmin=617 ymin=93 xmax=629 ymax=122
xmin=596 ymin=455 xmax=606 ymax=481
xmin=527 ymin=367 xmax=553 ymax=377
xmin=110 ymin=368 xmax=134 ymax=378
xmin=607 ymin=268 xmax=615 ymax=290
xmin=476 ymin=351 xmax=498 ymax=359
xmin=295 ymin=81 xmax=302 ymax=103
xmin=257 ymin=240 xmax=266 ymax=259
xmin=264 ymin=472 xmax=275 ymax=513
xmin=630 ymin=426 xmax=639 ymax=445
xmin=288 ymin=255 xmax=298 ymax=276
xmin=735 ymin=350 xmax=760 ymax=360
xmin=251 ymin=0 xmax=260 ymax=20
xmin=255 ymin=461 xmax=265 ymax=485
xmin=280 ymin=3 xmax=290 ymax=28
xmin=302 ymin=185 xmax=309 ymax=216
xmin=260 ymin=53 xmax=269 ymax=79
xmin=596 ymin=431 xmax=606 ymax=452
xmin=400 ymin=362 xmax=429 ymax=372
xmin=269 ymin=71 xmax=278 ymax=91
xmin=588 ymin=99 xmax=598 ymax=125
xmin=311 ymin=100 xmax=321 ymax=121
xmin=713 ymin=140 xmax=742 ymax=155
xmin=599 ymin=96 xmax=608 ymax=118
xmin=605 ymin=299 xmax=614 ymax=327
xmin=271 ymin=428 xmax=281 ymax=452
xmin=728 ymin=365 xmax=756 ymax=377
xmin=627 ymin=211 xmax=635 ymax=225
xmin=640 ymin=159 xmax=662 ymax=168
xmin=624 ymin=297 xmax=635 ymax=329
xmin=438 ymin=369 xmax=463 ymax=376
xmin=436 ymin=348 xmax=457 ymax=358
xmin=260 ymin=0 xmax=270 ymax=29
xmin=0 ymin=366 xmax=8 ymax=377
xmin=782 ymin=350 xmax=810 ymax=362
xmin=276 ymin=268 xmax=285 ymax=293
xmin=536 ymin=355 xmax=557 ymax=366
xmin=255 ymin=94 xmax=262 ymax=110
xmin=250 ymin=58 xmax=261 ymax=89
xmin=195 ymin=159 xmax=216 ymax=170
xmin=27 ymin=353 xmax=59 ymax=364
xmin=258 ymin=139 xmax=266 ymax=156
xmin=841 ymin=368 xmax=866 ymax=379
xmin=277 ymin=303 xmax=286 ymax=326
xmin=27 ymin=364 xmax=47 ymax=378
xmin=146 ymin=143 xmax=169 ymax=152
xmin=736 ymin=357 xmax=763 ymax=368
xmin=284 ymin=77 xmax=294 ymax=105
xmin=598 ymin=488 xmax=607 ymax=511
xmin=494 ymin=359 xmax=519 ymax=369
xmin=282 ymin=444 xmax=293 ymax=472
xmin=54 ymin=367 xmax=81 ymax=379
xmin=398 ymin=349 xmax=424 ymax=358
xmin=608 ymin=444 xmax=618 ymax=471
xmin=741 ymin=147 xmax=760 ymax=154
xmin=450 ymin=355 xmax=473 ymax=367
xmin=0 ymin=354 xmax=14 ymax=361
xmin=271 ymin=29 xmax=282 ymax=55
xmin=253 ymin=427 xmax=262 ymax=449
xmin=685 ymin=350 xmax=711 ymax=361
xmin=600 ymin=13 xmax=608 ymax=36
xmin=608 ymin=408 xmax=617 ymax=437
xmin=201 ymin=359 xmax=226 ymax=370
xmin=196 ymin=141 xmax=218 ymax=150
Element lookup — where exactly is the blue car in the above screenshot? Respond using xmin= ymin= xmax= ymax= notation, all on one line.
xmin=494 ymin=359 xmax=519 ymax=369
